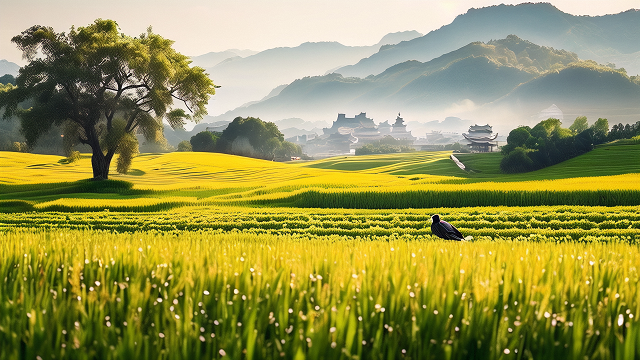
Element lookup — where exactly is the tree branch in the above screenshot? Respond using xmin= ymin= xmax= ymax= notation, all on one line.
xmin=171 ymin=93 xmax=193 ymax=113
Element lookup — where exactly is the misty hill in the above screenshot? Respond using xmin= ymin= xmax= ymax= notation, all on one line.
xmin=377 ymin=31 xmax=423 ymax=46
xmin=204 ymin=31 xmax=422 ymax=114
xmin=336 ymin=3 xmax=640 ymax=78
xmin=210 ymin=36 xmax=599 ymax=130
xmin=0 ymin=60 xmax=20 ymax=77
xmin=491 ymin=62 xmax=640 ymax=123
xmin=189 ymin=49 xmax=258 ymax=68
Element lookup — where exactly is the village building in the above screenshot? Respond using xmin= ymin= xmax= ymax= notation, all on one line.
xmin=390 ymin=113 xmax=415 ymax=141
xmin=462 ymin=124 xmax=498 ymax=152
xmin=323 ymin=112 xmax=377 ymax=135
xmin=302 ymin=112 xmax=420 ymax=157
xmin=377 ymin=120 xmax=392 ymax=135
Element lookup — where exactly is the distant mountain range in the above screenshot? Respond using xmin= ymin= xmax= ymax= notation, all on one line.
xmin=190 ymin=49 xmax=259 ymax=69
xmin=336 ymin=3 xmax=640 ymax=78
xmin=200 ymin=31 xmax=422 ymax=114
xmin=205 ymin=35 xmax=640 ymax=134
xmin=0 ymin=60 xmax=20 ymax=77
xmin=5 ymin=2 xmax=640 ymax=140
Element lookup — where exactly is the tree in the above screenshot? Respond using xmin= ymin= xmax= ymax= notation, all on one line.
xmin=0 ymin=20 xmax=216 ymax=179
xmin=218 ymin=117 xmax=283 ymax=156
xmin=177 ymin=140 xmax=192 ymax=152
xmin=500 ymin=147 xmax=535 ymax=173
xmin=217 ymin=117 xmax=301 ymax=160
xmin=190 ymin=131 xmax=218 ymax=152
xmin=591 ymin=118 xmax=609 ymax=145
xmin=500 ymin=118 xmax=597 ymax=173
xmin=569 ymin=116 xmax=588 ymax=134
xmin=506 ymin=127 xmax=532 ymax=148
xmin=0 ymin=74 xmax=15 ymax=85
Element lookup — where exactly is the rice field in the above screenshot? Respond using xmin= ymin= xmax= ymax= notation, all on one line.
xmin=1 ymin=229 xmax=639 ymax=360
xmin=1 ymin=146 xmax=640 ymax=359
xmin=1 ymin=206 xmax=639 ymax=240
xmin=2 ymin=144 xmax=640 ymax=211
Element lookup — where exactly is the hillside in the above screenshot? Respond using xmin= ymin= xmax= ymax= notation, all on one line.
xmin=1 ymin=142 xmax=639 ymax=210
xmin=489 ymin=63 xmax=640 ymax=122
xmin=189 ymin=49 xmax=258 ymax=68
xmin=207 ymin=36 xmax=639 ymax=130
xmin=204 ymin=32 xmax=422 ymax=114
xmin=0 ymin=60 xmax=20 ymax=77
xmin=303 ymin=142 xmax=640 ymax=180
xmin=336 ymin=3 xmax=640 ymax=78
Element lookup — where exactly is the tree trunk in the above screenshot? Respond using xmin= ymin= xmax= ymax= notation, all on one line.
xmin=91 ymin=151 xmax=111 ymax=180
xmin=90 ymin=144 xmax=115 ymax=180
xmin=87 ymin=125 xmax=116 ymax=180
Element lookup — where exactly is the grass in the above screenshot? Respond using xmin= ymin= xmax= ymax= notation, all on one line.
xmin=1 ymin=142 xmax=639 ymax=211
xmin=1 ymin=229 xmax=639 ymax=360
xmin=302 ymin=142 xmax=640 ymax=181
xmin=1 ymin=205 xmax=639 ymax=240
xmin=2 ymin=143 xmax=640 ymax=359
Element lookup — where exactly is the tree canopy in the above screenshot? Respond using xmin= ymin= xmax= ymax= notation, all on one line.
xmin=190 ymin=131 xmax=218 ymax=152
xmin=500 ymin=117 xmax=609 ymax=173
xmin=0 ymin=74 xmax=15 ymax=85
xmin=0 ymin=19 xmax=217 ymax=179
xmin=217 ymin=117 xmax=301 ymax=160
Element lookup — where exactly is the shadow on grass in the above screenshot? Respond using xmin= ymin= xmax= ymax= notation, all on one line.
xmin=127 ymin=169 xmax=146 ymax=176
xmin=0 ymin=179 xmax=154 ymax=201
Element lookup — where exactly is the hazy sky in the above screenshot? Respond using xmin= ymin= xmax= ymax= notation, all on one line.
xmin=1 ymin=0 xmax=638 ymax=65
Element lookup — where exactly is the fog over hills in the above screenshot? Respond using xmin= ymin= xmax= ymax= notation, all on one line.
xmin=203 ymin=35 xmax=637 ymax=134
xmin=491 ymin=64 xmax=640 ymax=124
xmin=336 ymin=3 xmax=640 ymax=78
xmin=202 ymin=31 xmax=422 ymax=115
xmin=189 ymin=49 xmax=259 ymax=69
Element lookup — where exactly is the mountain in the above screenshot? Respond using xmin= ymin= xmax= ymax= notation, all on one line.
xmin=209 ymin=36 xmax=607 ymax=132
xmin=336 ymin=3 xmax=640 ymax=78
xmin=204 ymin=31 xmax=422 ymax=115
xmin=189 ymin=49 xmax=258 ymax=68
xmin=0 ymin=60 xmax=20 ymax=77
xmin=490 ymin=62 xmax=640 ymax=124
xmin=376 ymin=31 xmax=423 ymax=46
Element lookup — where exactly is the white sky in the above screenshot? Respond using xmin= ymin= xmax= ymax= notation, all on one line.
xmin=1 ymin=0 xmax=638 ymax=65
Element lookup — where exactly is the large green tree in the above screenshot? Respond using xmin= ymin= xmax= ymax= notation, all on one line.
xmin=0 ymin=19 xmax=216 ymax=179
xmin=217 ymin=117 xmax=301 ymax=160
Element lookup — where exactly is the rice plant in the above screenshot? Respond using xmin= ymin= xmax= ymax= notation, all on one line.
xmin=1 ymin=229 xmax=638 ymax=359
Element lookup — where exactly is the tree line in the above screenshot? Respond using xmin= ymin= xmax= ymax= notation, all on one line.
xmin=500 ymin=117 xmax=640 ymax=173
xmin=355 ymin=135 xmax=415 ymax=155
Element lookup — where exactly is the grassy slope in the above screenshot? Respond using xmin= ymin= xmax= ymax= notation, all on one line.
xmin=302 ymin=142 xmax=640 ymax=181
xmin=1 ymin=142 xmax=639 ymax=210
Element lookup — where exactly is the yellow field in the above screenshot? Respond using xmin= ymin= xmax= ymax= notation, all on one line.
xmin=2 ymin=151 xmax=640 ymax=211
xmin=2 ymin=149 xmax=640 ymax=359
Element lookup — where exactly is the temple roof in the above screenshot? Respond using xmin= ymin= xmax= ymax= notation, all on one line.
xmin=463 ymin=133 xmax=498 ymax=141
xmin=468 ymin=124 xmax=492 ymax=132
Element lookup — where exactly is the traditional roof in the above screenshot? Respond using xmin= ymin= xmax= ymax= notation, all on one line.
xmin=468 ymin=124 xmax=492 ymax=132
xmin=462 ymin=133 xmax=498 ymax=141
xmin=393 ymin=113 xmax=405 ymax=127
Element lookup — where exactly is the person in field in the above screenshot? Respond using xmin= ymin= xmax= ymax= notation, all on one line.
xmin=430 ymin=214 xmax=465 ymax=241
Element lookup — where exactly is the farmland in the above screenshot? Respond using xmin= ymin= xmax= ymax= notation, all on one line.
xmin=1 ymin=142 xmax=640 ymax=211
xmin=1 ymin=143 xmax=640 ymax=359
xmin=2 ymin=229 xmax=639 ymax=360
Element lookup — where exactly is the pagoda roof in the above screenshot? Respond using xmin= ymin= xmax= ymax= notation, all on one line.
xmin=463 ymin=133 xmax=498 ymax=141
xmin=469 ymin=124 xmax=492 ymax=131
